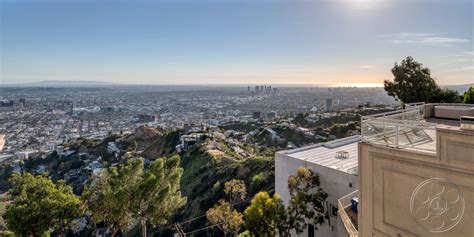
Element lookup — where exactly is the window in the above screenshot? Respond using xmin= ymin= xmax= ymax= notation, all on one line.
xmin=331 ymin=205 xmax=339 ymax=216
xmin=308 ymin=224 xmax=315 ymax=237
xmin=349 ymin=182 xmax=353 ymax=188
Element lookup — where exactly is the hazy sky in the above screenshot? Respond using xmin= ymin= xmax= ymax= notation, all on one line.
xmin=1 ymin=0 xmax=472 ymax=85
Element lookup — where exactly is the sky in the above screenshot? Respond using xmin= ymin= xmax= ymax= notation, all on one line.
xmin=0 ymin=0 xmax=472 ymax=86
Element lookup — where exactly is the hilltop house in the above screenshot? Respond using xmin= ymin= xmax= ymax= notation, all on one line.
xmin=276 ymin=103 xmax=474 ymax=237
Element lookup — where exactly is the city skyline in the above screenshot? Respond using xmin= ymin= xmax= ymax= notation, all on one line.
xmin=1 ymin=0 xmax=473 ymax=86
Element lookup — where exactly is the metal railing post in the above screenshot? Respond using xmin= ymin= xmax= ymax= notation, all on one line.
xmin=395 ymin=124 xmax=399 ymax=148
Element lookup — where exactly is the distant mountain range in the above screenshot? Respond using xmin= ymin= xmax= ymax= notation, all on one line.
xmin=0 ymin=80 xmax=118 ymax=88
xmin=1 ymin=80 xmax=472 ymax=91
xmin=444 ymin=83 xmax=474 ymax=93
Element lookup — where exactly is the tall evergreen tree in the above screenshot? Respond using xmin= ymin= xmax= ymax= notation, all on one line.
xmin=84 ymin=156 xmax=186 ymax=237
xmin=131 ymin=155 xmax=187 ymax=237
xmin=83 ymin=158 xmax=143 ymax=236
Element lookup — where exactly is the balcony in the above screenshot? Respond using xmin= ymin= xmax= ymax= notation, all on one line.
xmin=361 ymin=103 xmax=437 ymax=153
xmin=338 ymin=190 xmax=358 ymax=237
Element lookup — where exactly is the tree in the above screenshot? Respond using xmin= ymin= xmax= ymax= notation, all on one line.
xmin=207 ymin=199 xmax=244 ymax=236
xmin=84 ymin=156 xmax=186 ymax=237
xmin=224 ymin=179 xmax=247 ymax=207
xmin=131 ymin=155 xmax=187 ymax=237
xmin=431 ymin=87 xmax=462 ymax=103
xmin=463 ymin=87 xmax=474 ymax=104
xmin=83 ymin=158 xmax=143 ymax=236
xmin=3 ymin=173 xmax=82 ymax=237
xmin=244 ymin=192 xmax=286 ymax=237
xmin=384 ymin=56 xmax=460 ymax=103
xmin=285 ymin=167 xmax=328 ymax=235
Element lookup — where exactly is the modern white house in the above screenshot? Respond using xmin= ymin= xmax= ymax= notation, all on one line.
xmin=279 ymin=103 xmax=474 ymax=237
xmin=275 ymin=135 xmax=360 ymax=237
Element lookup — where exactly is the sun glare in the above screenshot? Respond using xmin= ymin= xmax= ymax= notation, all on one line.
xmin=343 ymin=0 xmax=380 ymax=10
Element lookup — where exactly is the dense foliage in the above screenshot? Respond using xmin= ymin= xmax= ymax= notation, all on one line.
xmin=285 ymin=167 xmax=328 ymax=235
xmin=243 ymin=167 xmax=328 ymax=237
xmin=84 ymin=156 xmax=186 ymax=237
xmin=244 ymin=192 xmax=286 ymax=237
xmin=3 ymin=173 xmax=82 ymax=237
xmin=384 ymin=56 xmax=461 ymax=103
xmin=133 ymin=156 xmax=187 ymax=237
xmin=82 ymin=158 xmax=143 ymax=236
xmin=207 ymin=200 xmax=244 ymax=236
xmin=463 ymin=87 xmax=474 ymax=104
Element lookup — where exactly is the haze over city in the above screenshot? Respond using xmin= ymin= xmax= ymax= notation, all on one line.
xmin=1 ymin=0 xmax=472 ymax=86
xmin=1 ymin=0 xmax=474 ymax=237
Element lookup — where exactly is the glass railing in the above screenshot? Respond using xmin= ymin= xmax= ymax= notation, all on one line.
xmin=361 ymin=104 xmax=437 ymax=153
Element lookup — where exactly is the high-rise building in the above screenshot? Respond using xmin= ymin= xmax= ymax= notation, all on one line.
xmin=19 ymin=98 xmax=26 ymax=107
xmin=326 ymin=98 xmax=333 ymax=112
xmin=247 ymin=86 xmax=251 ymax=92
xmin=255 ymin=86 xmax=260 ymax=92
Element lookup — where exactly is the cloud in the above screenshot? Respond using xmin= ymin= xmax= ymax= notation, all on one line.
xmin=437 ymin=66 xmax=474 ymax=75
xmin=379 ymin=32 xmax=470 ymax=46
xmin=359 ymin=65 xmax=374 ymax=69
xmin=459 ymin=66 xmax=474 ymax=71
xmin=462 ymin=51 xmax=474 ymax=56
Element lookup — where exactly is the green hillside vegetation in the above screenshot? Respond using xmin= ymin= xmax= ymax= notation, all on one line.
xmin=293 ymin=113 xmax=360 ymax=128
xmin=173 ymin=146 xmax=274 ymax=235
xmin=272 ymin=127 xmax=323 ymax=147
xmin=140 ymin=130 xmax=181 ymax=159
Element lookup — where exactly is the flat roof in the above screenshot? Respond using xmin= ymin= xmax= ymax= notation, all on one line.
xmin=280 ymin=136 xmax=360 ymax=174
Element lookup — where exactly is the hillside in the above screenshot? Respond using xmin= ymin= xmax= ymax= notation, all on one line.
xmin=1 ymin=125 xmax=275 ymax=236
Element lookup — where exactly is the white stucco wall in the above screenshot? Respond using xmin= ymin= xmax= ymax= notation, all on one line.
xmin=275 ymin=151 xmax=358 ymax=237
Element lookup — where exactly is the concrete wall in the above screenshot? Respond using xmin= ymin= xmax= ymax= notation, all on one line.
xmin=337 ymin=213 xmax=352 ymax=237
xmin=275 ymin=152 xmax=358 ymax=237
xmin=358 ymin=125 xmax=474 ymax=237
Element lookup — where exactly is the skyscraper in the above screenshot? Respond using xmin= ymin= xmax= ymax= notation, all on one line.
xmin=326 ymin=98 xmax=333 ymax=112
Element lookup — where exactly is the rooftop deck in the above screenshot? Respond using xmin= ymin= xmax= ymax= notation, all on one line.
xmin=361 ymin=103 xmax=473 ymax=154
